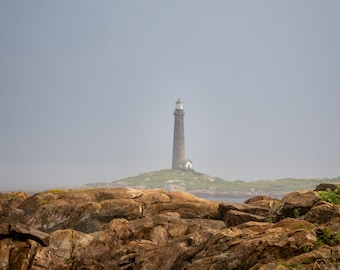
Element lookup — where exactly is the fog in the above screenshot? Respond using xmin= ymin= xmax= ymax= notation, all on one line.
xmin=1 ymin=1 xmax=339 ymax=191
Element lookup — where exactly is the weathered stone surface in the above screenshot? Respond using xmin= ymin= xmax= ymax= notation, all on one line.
xmin=0 ymin=185 xmax=340 ymax=269
xmin=281 ymin=190 xmax=320 ymax=218
xmin=0 ymin=223 xmax=8 ymax=236
xmin=144 ymin=191 xmax=219 ymax=219
xmin=219 ymin=202 xmax=274 ymax=225
xmin=0 ymin=238 xmax=48 ymax=270
xmin=304 ymin=200 xmax=335 ymax=224
xmin=9 ymin=222 xmax=49 ymax=247
xmin=284 ymin=245 xmax=340 ymax=269
xmin=315 ymin=182 xmax=340 ymax=191
xmin=224 ymin=209 xmax=267 ymax=226
xmin=244 ymin=195 xmax=275 ymax=204
xmin=0 ymin=192 xmax=29 ymax=224
xmin=0 ymin=222 xmax=49 ymax=247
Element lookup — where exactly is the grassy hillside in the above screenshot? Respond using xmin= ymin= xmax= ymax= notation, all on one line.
xmin=112 ymin=169 xmax=228 ymax=190
xmin=104 ymin=169 xmax=340 ymax=197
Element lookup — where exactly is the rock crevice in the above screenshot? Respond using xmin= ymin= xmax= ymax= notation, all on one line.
xmin=0 ymin=185 xmax=340 ymax=269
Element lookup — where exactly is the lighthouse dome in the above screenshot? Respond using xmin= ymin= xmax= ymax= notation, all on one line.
xmin=175 ymin=99 xmax=184 ymax=110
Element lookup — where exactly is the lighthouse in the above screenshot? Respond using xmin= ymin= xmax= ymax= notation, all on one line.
xmin=172 ymin=99 xmax=192 ymax=170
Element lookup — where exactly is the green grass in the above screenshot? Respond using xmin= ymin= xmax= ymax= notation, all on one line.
xmin=109 ymin=169 xmax=340 ymax=194
xmin=118 ymin=169 xmax=223 ymax=189
xmin=318 ymin=187 xmax=340 ymax=204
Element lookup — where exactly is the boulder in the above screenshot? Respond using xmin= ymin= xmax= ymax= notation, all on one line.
xmin=304 ymin=200 xmax=335 ymax=224
xmin=280 ymin=190 xmax=320 ymax=218
xmin=315 ymin=182 xmax=340 ymax=191
xmin=0 ymin=192 xmax=29 ymax=223
xmin=0 ymin=187 xmax=340 ymax=269
xmin=46 ymin=229 xmax=94 ymax=269
xmin=136 ymin=229 xmax=217 ymax=270
xmin=20 ymin=197 xmax=143 ymax=233
xmin=145 ymin=191 xmax=219 ymax=219
xmin=219 ymin=202 xmax=274 ymax=225
xmin=284 ymin=245 xmax=340 ymax=269
xmin=224 ymin=209 xmax=267 ymax=226
xmin=0 ymin=223 xmax=8 ymax=237
xmin=0 ymin=222 xmax=49 ymax=247
xmin=244 ymin=195 xmax=274 ymax=204
xmin=9 ymin=222 xmax=49 ymax=247
xmin=6 ymin=239 xmax=45 ymax=270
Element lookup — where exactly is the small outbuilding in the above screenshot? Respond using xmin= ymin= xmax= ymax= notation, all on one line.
xmin=179 ymin=159 xmax=193 ymax=170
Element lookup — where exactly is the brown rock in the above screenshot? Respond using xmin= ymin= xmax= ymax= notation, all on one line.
xmin=0 ymin=192 xmax=29 ymax=223
xmin=9 ymin=240 xmax=36 ymax=270
xmin=9 ymin=222 xmax=49 ymax=247
xmin=244 ymin=195 xmax=274 ymax=204
xmin=149 ymin=225 xmax=168 ymax=244
xmin=0 ymin=239 xmax=11 ymax=269
xmin=1 ymin=187 xmax=340 ymax=269
xmin=185 ymin=218 xmax=316 ymax=270
xmin=304 ymin=200 xmax=335 ymax=224
xmin=0 ymin=222 xmax=51 ymax=248
xmin=21 ymin=198 xmax=143 ymax=233
xmin=0 ymin=238 xmax=48 ymax=270
xmin=137 ymin=229 xmax=217 ymax=270
xmin=315 ymin=182 xmax=340 ymax=191
xmin=224 ymin=209 xmax=267 ymax=227
xmin=134 ymin=189 xmax=171 ymax=203
xmin=47 ymin=229 xmax=94 ymax=268
xmin=285 ymin=245 xmax=340 ymax=269
xmin=281 ymin=190 xmax=320 ymax=218
xmin=219 ymin=202 xmax=274 ymax=225
xmin=0 ymin=223 xmax=9 ymax=236
xmin=145 ymin=191 xmax=219 ymax=219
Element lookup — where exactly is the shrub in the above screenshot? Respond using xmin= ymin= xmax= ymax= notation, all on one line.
xmin=318 ymin=187 xmax=340 ymax=204
xmin=315 ymin=226 xmax=340 ymax=247
xmin=293 ymin=208 xmax=301 ymax=219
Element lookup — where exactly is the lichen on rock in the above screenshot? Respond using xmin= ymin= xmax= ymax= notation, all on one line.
xmin=0 ymin=185 xmax=340 ymax=269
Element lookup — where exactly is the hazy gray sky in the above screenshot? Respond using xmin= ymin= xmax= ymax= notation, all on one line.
xmin=1 ymin=1 xmax=339 ymax=191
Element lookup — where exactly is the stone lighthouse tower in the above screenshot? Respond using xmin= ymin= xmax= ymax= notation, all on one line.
xmin=172 ymin=99 xmax=192 ymax=170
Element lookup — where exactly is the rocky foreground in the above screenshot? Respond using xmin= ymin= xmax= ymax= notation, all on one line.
xmin=1 ymin=184 xmax=340 ymax=269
